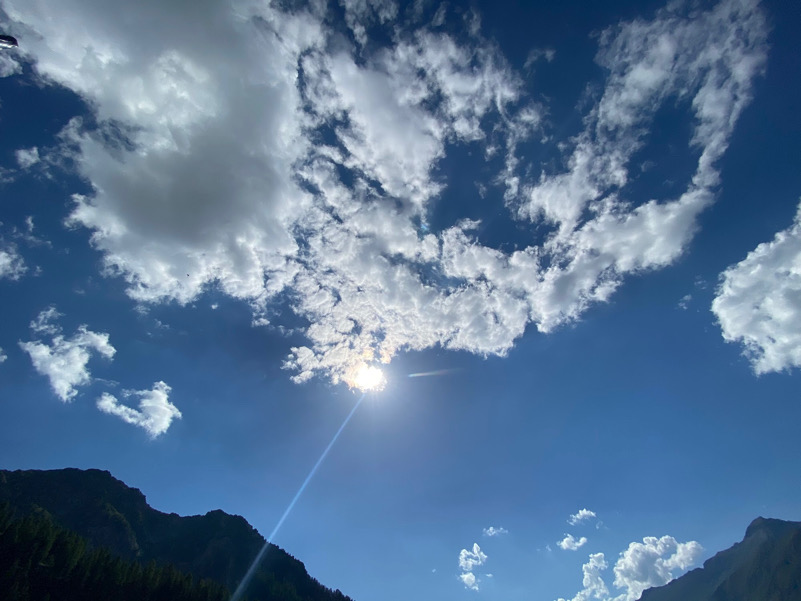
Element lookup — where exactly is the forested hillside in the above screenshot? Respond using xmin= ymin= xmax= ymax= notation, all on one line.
xmin=0 ymin=469 xmax=353 ymax=601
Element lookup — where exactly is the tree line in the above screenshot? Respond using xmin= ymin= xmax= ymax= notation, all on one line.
xmin=0 ymin=502 xmax=229 ymax=601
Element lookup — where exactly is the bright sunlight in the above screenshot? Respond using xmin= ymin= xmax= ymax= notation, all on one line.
xmin=347 ymin=364 xmax=387 ymax=392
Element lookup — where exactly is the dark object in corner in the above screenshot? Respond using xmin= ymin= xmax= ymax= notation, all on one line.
xmin=0 ymin=35 xmax=18 ymax=49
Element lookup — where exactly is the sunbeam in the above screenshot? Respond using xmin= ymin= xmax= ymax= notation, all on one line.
xmin=231 ymin=393 xmax=366 ymax=601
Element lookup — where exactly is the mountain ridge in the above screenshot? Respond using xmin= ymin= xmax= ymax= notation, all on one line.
xmin=0 ymin=468 xmax=352 ymax=601
xmin=638 ymin=515 xmax=801 ymax=601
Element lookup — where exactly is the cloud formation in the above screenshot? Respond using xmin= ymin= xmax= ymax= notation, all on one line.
xmin=557 ymin=536 xmax=702 ymax=601
xmin=557 ymin=553 xmax=609 ymax=601
xmin=712 ymin=200 xmax=801 ymax=374
xmin=15 ymin=146 xmax=40 ymax=169
xmin=2 ymin=0 xmax=768 ymax=385
xmin=612 ymin=536 xmax=703 ymax=601
xmin=459 ymin=543 xmax=487 ymax=572
xmin=458 ymin=543 xmax=487 ymax=591
xmin=0 ymin=243 xmax=26 ymax=280
xmin=97 ymin=381 xmax=181 ymax=437
xmin=459 ymin=572 xmax=478 ymax=592
xmin=19 ymin=307 xmax=116 ymax=401
xmin=483 ymin=526 xmax=508 ymax=537
xmin=568 ymin=509 xmax=597 ymax=526
xmin=559 ymin=534 xmax=589 ymax=551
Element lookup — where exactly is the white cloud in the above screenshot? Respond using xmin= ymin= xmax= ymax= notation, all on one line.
xmin=0 ymin=51 xmax=21 ymax=78
xmin=559 ymin=534 xmax=589 ymax=551
xmin=569 ymin=509 xmax=597 ymax=525
xmin=507 ymin=0 xmax=767 ymax=333
xmin=524 ymin=47 xmax=556 ymax=70
xmin=612 ymin=536 xmax=703 ymax=601
xmin=15 ymin=147 xmax=40 ymax=169
xmin=340 ymin=0 xmax=398 ymax=47
xmin=29 ymin=306 xmax=63 ymax=335
xmin=557 ymin=553 xmax=609 ymax=601
xmin=19 ymin=308 xmax=116 ymax=401
xmin=96 ymin=381 xmax=181 ymax=437
xmin=458 ymin=543 xmax=487 ymax=572
xmin=458 ymin=542 xmax=488 ymax=591
xmin=3 ymin=0 xmax=768 ymax=386
xmin=0 ymin=243 xmax=26 ymax=280
xmin=557 ymin=536 xmax=702 ymax=601
xmin=0 ymin=347 xmax=7 ymax=363
xmin=483 ymin=526 xmax=508 ymax=537
xmin=712 ymin=200 xmax=801 ymax=374
xmin=459 ymin=571 xmax=478 ymax=591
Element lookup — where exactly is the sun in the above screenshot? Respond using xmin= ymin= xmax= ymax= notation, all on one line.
xmin=348 ymin=364 xmax=387 ymax=392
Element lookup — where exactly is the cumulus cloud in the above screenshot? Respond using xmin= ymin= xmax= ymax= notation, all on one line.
xmin=2 ymin=0 xmax=768 ymax=386
xmin=559 ymin=534 xmax=589 ymax=551
xmin=569 ymin=509 xmax=597 ymax=525
xmin=459 ymin=543 xmax=487 ymax=572
xmin=19 ymin=308 xmax=116 ymax=401
xmin=612 ymin=536 xmax=703 ymax=601
xmin=459 ymin=572 xmax=479 ymax=591
xmin=712 ymin=200 xmax=801 ymax=374
xmin=96 ymin=381 xmax=181 ymax=437
xmin=458 ymin=543 xmax=487 ymax=591
xmin=483 ymin=526 xmax=508 ymax=537
xmin=557 ymin=536 xmax=702 ymax=601
xmin=0 ymin=347 xmax=7 ymax=363
xmin=557 ymin=553 xmax=609 ymax=601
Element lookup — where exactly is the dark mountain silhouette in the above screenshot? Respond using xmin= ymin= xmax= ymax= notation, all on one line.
xmin=639 ymin=517 xmax=801 ymax=601
xmin=0 ymin=502 xmax=230 ymax=601
xmin=0 ymin=468 xmax=352 ymax=601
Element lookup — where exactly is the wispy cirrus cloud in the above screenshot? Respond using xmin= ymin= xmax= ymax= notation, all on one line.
xmin=1 ymin=0 xmax=768 ymax=386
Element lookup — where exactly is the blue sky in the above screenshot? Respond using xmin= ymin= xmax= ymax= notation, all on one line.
xmin=1 ymin=0 xmax=800 ymax=600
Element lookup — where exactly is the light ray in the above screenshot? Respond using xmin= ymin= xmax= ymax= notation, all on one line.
xmin=231 ymin=393 xmax=365 ymax=601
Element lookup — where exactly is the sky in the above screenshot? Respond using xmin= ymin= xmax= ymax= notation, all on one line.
xmin=0 ymin=0 xmax=799 ymax=600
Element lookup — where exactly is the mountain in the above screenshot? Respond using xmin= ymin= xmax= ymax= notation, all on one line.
xmin=0 ymin=503 xmax=230 ymax=601
xmin=0 ymin=468 xmax=352 ymax=601
xmin=639 ymin=517 xmax=801 ymax=601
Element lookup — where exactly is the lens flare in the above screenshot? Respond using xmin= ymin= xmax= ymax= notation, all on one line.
xmin=407 ymin=368 xmax=462 ymax=378
xmin=347 ymin=363 xmax=387 ymax=392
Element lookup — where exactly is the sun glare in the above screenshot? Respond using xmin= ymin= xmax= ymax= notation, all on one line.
xmin=348 ymin=364 xmax=387 ymax=392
